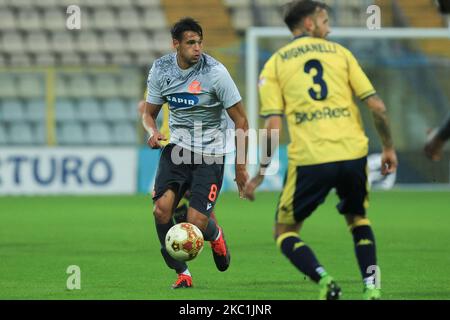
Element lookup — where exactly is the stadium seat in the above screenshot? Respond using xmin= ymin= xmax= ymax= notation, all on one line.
xmin=0 ymin=74 xmax=18 ymax=97
xmin=111 ymin=53 xmax=133 ymax=66
xmin=2 ymin=99 xmax=26 ymax=121
xmin=102 ymin=98 xmax=128 ymax=121
xmin=55 ymin=76 xmax=70 ymax=97
xmin=55 ymin=99 xmax=77 ymax=121
xmin=135 ymin=0 xmax=162 ymax=7
xmin=102 ymin=31 xmax=125 ymax=53
xmin=67 ymin=74 xmax=94 ymax=97
xmin=35 ymin=53 xmax=56 ymax=66
xmin=60 ymin=53 xmax=82 ymax=66
xmin=125 ymin=32 xmax=154 ymax=53
xmin=76 ymin=32 xmax=100 ymax=53
xmin=111 ymin=122 xmax=137 ymax=145
xmin=43 ymin=9 xmax=66 ymax=31
xmin=125 ymin=98 xmax=140 ymax=120
xmin=109 ymin=0 xmax=133 ymax=8
xmin=10 ymin=54 xmax=32 ymax=67
xmin=86 ymin=53 xmax=108 ymax=66
xmin=86 ymin=122 xmax=112 ymax=145
xmin=118 ymin=9 xmax=141 ymax=30
xmin=81 ymin=0 xmax=107 ymax=7
xmin=51 ymin=32 xmax=75 ymax=53
xmin=9 ymin=123 xmax=34 ymax=145
xmin=17 ymin=75 xmax=44 ymax=97
xmin=78 ymin=98 xmax=102 ymax=121
xmin=0 ymin=9 xmax=17 ymax=30
xmin=141 ymin=9 xmax=168 ymax=30
xmin=34 ymin=0 xmax=58 ymax=8
xmin=1 ymin=32 xmax=25 ymax=53
xmin=25 ymin=32 xmax=50 ymax=53
xmin=18 ymin=10 xmax=42 ymax=30
xmin=93 ymin=74 xmax=119 ymax=97
xmin=92 ymin=8 xmax=117 ymax=30
xmin=118 ymin=73 xmax=141 ymax=98
xmin=58 ymin=122 xmax=85 ymax=145
xmin=152 ymin=31 xmax=173 ymax=52
xmin=25 ymin=99 xmax=46 ymax=122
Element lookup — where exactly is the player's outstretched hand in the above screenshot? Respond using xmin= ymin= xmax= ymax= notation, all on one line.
xmin=235 ymin=164 xmax=249 ymax=199
xmin=243 ymin=174 xmax=264 ymax=201
xmin=424 ymin=128 xmax=444 ymax=161
xmin=147 ymin=132 xmax=167 ymax=149
xmin=381 ymin=147 xmax=398 ymax=176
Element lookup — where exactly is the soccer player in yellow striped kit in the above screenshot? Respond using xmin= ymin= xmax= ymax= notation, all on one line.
xmin=244 ymin=0 xmax=398 ymax=300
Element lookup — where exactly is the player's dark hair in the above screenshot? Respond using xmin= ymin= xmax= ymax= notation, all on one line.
xmin=171 ymin=17 xmax=203 ymax=41
xmin=283 ymin=0 xmax=329 ymax=31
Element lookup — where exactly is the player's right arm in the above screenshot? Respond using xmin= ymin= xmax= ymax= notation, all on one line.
xmin=142 ymin=102 xmax=166 ymax=149
xmin=143 ymin=63 xmax=167 ymax=149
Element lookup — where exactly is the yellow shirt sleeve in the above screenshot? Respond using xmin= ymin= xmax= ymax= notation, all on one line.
xmin=344 ymin=48 xmax=376 ymax=100
xmin=258 ymin=55 xmax=285 ymax=117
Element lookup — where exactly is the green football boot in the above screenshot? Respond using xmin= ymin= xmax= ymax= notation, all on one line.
xmin=363 ymin=285 xmax=381 ymax=300
xmin=318 ymin=276 xmax=342 ymax=300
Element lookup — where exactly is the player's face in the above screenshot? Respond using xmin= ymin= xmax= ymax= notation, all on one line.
xmin=174 ymin=31 xmax=203 ymax=68
xmin=312 ymin=9 xmax=330 ymax=39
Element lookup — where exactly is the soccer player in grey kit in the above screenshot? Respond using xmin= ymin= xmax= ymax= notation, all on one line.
xmin=142 ymin=18 xmax=249 ymax=288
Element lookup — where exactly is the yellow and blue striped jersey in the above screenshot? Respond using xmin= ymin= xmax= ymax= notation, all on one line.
xmin=259 ymin=36 xmax=376 ymax=166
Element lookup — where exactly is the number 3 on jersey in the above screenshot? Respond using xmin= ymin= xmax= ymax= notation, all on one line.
xmin=304 ymin=59 xmax=328 ymax=101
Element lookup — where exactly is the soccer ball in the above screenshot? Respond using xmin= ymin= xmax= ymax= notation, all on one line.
xmin=165 ymin=223 xmax=204 ymax=262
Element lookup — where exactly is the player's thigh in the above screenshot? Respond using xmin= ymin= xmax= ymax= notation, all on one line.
xmin=335 ymin=157 xmax=369 ymax=216
xmin=189 ymin=160 xmax=225 ymax=218
xmin=276 ymin=163 xmax=335 ymax=226
xmin=153 ymin=144 xmax=191 ymax=210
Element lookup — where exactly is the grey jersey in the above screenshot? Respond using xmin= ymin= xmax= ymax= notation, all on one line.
xmin=147 ymin=52 xmax=241 ymax=155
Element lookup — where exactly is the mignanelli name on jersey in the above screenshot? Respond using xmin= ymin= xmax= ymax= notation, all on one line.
xmin=295 ymin=106 xmax=350 ymax=124
xmin=279 ymin=43 xmax=337 ymax=61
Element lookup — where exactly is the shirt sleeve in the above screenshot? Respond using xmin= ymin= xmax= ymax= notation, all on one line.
xmin=344 ymin=48 xmax=376 ymax=100
xmin=258 ymin=55 xmax=284 ymax=117
xmin=213 ymin=64 xmax=242 ymax=109
xmin=146 ymin=64 xmax=165 ymax=105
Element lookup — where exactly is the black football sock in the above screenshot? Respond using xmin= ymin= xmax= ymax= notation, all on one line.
xmin=278 ymin=233 xmax=327 ymax=283
xmin=173 ymin=203 xmax=188 ymax=224
xmin=155 ymin=219 xmax=187 ymax=274
xmin=351 ymin=225 xmax=377 ymax=285
xmin=202 ymin=218 xmax=219 ymax=241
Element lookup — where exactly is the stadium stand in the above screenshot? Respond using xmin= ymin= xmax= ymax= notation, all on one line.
xmin=0 ymin=0 xmax=448 ymax=148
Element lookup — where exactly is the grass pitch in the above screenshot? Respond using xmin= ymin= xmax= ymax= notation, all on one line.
xmin=1 ymin=191 xmax=450 ymax=300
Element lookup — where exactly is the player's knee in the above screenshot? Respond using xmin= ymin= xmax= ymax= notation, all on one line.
xmin=346 ymin=214 xmax=370 ymax=231
xmin=187 ymin=212 xmax=208 ymax=231
xmin=153 ymin=201 xmax=172 ymax=224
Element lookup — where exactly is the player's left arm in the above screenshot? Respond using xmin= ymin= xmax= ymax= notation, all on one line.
xmin=226 ymin=101 xmax=250 ymax=199
xmin=244 ymin=115 xmax=282 ymax=201
xmin=345 ymin=47 xmax=398 ymax=175
xmin=365 ymin=95 xmax=398 ymax=175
